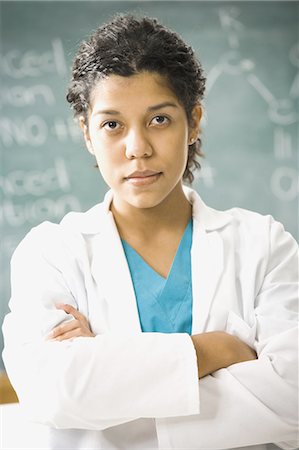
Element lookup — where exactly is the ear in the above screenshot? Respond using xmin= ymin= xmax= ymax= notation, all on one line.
xmin=188 ymin=104 xmax=203 ymax=144
xmin=79 ymin=116 xmax=94 ymax=155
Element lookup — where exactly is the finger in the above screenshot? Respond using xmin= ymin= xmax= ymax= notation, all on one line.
xmin=55 ymin=303 xmax=83 ymax=321
xmin=53 ymin=327 xmax=95 ymax=341
xmin=46 ymin=320 xmax=79 ymax=340
xmin=53 ymin=328 xmax=84 ymax=342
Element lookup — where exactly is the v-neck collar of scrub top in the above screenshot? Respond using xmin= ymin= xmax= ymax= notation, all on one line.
xmin=60 ymin=186 xmax=233 ymax=334
xmin=121 ymin=219 xmax=193 ymax=334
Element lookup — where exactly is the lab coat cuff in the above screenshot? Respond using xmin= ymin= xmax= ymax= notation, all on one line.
xmin=178 ymin=334 xmax=200 ymax=415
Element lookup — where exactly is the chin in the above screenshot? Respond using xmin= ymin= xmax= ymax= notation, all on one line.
xmin=128 ymin=198 xmax=161 ymax=210
xmin=124 ymin=191 xmax=167 ymax=210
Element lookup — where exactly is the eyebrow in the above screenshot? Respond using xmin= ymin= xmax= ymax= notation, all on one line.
xmin=93 ymin=102 xmax=179 ymax=116
xmin=147 ymin=102 xmax=179 ymax=112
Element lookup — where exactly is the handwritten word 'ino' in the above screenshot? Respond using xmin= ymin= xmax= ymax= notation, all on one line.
xmin=0 ymin=115 xmax=81 ymax=146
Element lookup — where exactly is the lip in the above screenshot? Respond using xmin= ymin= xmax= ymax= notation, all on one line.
xmin=125 ymin=170 xmax=162 ymax=186
xmin=126 ymin=170 xmax=161 ymax=178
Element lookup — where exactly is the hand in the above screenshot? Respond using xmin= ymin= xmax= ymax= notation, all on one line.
xmin=46 ymin=303 xmax=95 ymax=341
xmin=191 ymin=331 xmax=257 ymax=379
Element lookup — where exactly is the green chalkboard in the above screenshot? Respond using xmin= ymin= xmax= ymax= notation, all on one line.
xmin=0 ymin=1 xmax=298 ymax=369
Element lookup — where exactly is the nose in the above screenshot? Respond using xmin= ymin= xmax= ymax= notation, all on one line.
xmin=124 ymin=128 xmax=153 ymax=159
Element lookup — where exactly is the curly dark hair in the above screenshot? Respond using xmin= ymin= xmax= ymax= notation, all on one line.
xmin=66 ymin=14 xmax=206 ymax=183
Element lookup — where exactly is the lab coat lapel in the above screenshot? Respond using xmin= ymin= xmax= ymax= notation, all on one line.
xmin=191 ymin=219 xmax=224 ymax=333
xmin=82 ymin=188 xmax=229 ymax=335
xmin=90 ymin=212 xmax=142 ymax=334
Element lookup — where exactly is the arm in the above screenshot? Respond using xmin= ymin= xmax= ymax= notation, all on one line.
xmin=50 ymin=304 xmax=256 ymax=376
xmin=191 ymin=331 xmax=256 ymax=379
xmin=156 ymin=218 xmax=299 ymax=450
xmin=2 ymin=223 xmax=200 ymax=430
xmin=1 ymin=221 xmax=257 ymax=433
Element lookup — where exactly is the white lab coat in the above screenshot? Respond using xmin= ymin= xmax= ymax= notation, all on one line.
xmin=2 ymin=187 xmax=298 ymax=450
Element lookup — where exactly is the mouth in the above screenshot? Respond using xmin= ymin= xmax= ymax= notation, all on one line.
xmin=125 ymin=170 xmax=162 ymax=186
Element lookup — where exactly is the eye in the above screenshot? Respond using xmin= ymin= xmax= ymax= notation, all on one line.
xmin=150 ymin=115 xmax=170 ymax=126
xmin=102 ymin=121 xmax=121 ymax=131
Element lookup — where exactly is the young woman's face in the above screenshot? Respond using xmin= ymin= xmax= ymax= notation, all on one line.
xmin=81 ymin=71 xmax=201 ymax=211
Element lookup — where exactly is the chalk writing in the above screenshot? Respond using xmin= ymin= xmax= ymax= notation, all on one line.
xmin=1 ymin=39 xmax=67 ymax=79
xmin=0 ymin=195 xmax=81 ymax=227
xmin=0 ymin=84 xmax=56 ymax=108
xmin=215 ymin=6 xmax=298 ymax=202
xmin=274 ymin=128 xmax=293 ymax=160
xmin=0 ymin=115 xmax=48 ymax=146
xmin=0 ymin=158 xmax=71 ymax=197
xmin=0 ymin=115 xmax=81 ymax=147
xmin=51 ymin=117 xmax=82 ymax=143
xmin=271 ymin=167 xmax=299 ymax=202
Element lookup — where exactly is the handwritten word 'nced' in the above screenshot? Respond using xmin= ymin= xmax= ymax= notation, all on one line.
xmin=1 ymin=39 xmax=67 ymax=79
xmin=0 ymin=158 xmax=71 ymax=197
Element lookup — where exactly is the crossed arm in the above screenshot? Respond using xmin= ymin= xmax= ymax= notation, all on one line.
xmin=48 ymin=303 xmax=257 ymax=379
xmin=3 ymin=220 xmax=297 ymax=447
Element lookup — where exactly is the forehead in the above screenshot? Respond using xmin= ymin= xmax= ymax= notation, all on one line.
xmin=89 ymin=71 xmax=179 ymax=110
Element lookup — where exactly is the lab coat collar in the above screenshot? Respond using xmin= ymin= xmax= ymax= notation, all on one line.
xmin=61 ymin=187 xmax=231 ymax=334
xmin=61 ymin=187 xmax=233 ymax=234
xmin=183 ymin=186 xmax=232 ymax=231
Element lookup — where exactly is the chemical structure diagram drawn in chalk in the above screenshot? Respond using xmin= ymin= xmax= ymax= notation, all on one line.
xmin=201 ymin=6 xmax=298 ymax=202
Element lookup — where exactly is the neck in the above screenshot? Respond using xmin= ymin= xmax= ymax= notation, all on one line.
xmin=110 ymin=184 xmax=192 ymax=241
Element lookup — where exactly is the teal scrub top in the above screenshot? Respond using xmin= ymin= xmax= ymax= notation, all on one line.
xmin=121 ymin=219 xmax=193 ymax=334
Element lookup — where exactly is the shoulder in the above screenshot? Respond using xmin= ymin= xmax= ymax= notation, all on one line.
xmin=12 ymin=200 xmax=108 ymax=264
xmin=189 ymin=187 xmax=297 ymax=257
xmin=190 ymin=187 xmax=295 ymax=237
xmin=215 ymin=208 xmax=298 ymax=279
xmin=217 ymin=205 xmax=297 ymax=256
xmin=225 ymin=206 xmax=272 ymax=234
xmin=190 ymin=187 xmax=270 ymax=234
xmin=59 ymin=189 xmax=113 ymax=233
xmin=225 ymin=206 xmax=297 ymax=248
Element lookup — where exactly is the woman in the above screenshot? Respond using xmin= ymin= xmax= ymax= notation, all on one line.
xmin=2 ymin=14 xmax=298 ymax=450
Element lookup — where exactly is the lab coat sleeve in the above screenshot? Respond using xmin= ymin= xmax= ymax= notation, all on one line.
xmin=2 ymin=223 xmax=200 ymax=430
xmin=156 ymin=218 xmax=298 ymax=450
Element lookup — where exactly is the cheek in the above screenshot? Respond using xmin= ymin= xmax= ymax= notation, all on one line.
xmin=167 ymin=123 xmax=188 ymax=148
xmin=164 ymin=133 xmax=189 ymax=167
xmin=157 ymin=125 xmax=186 ymax=148
xmin=94 ymin=147 xmax=122 ymax=180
